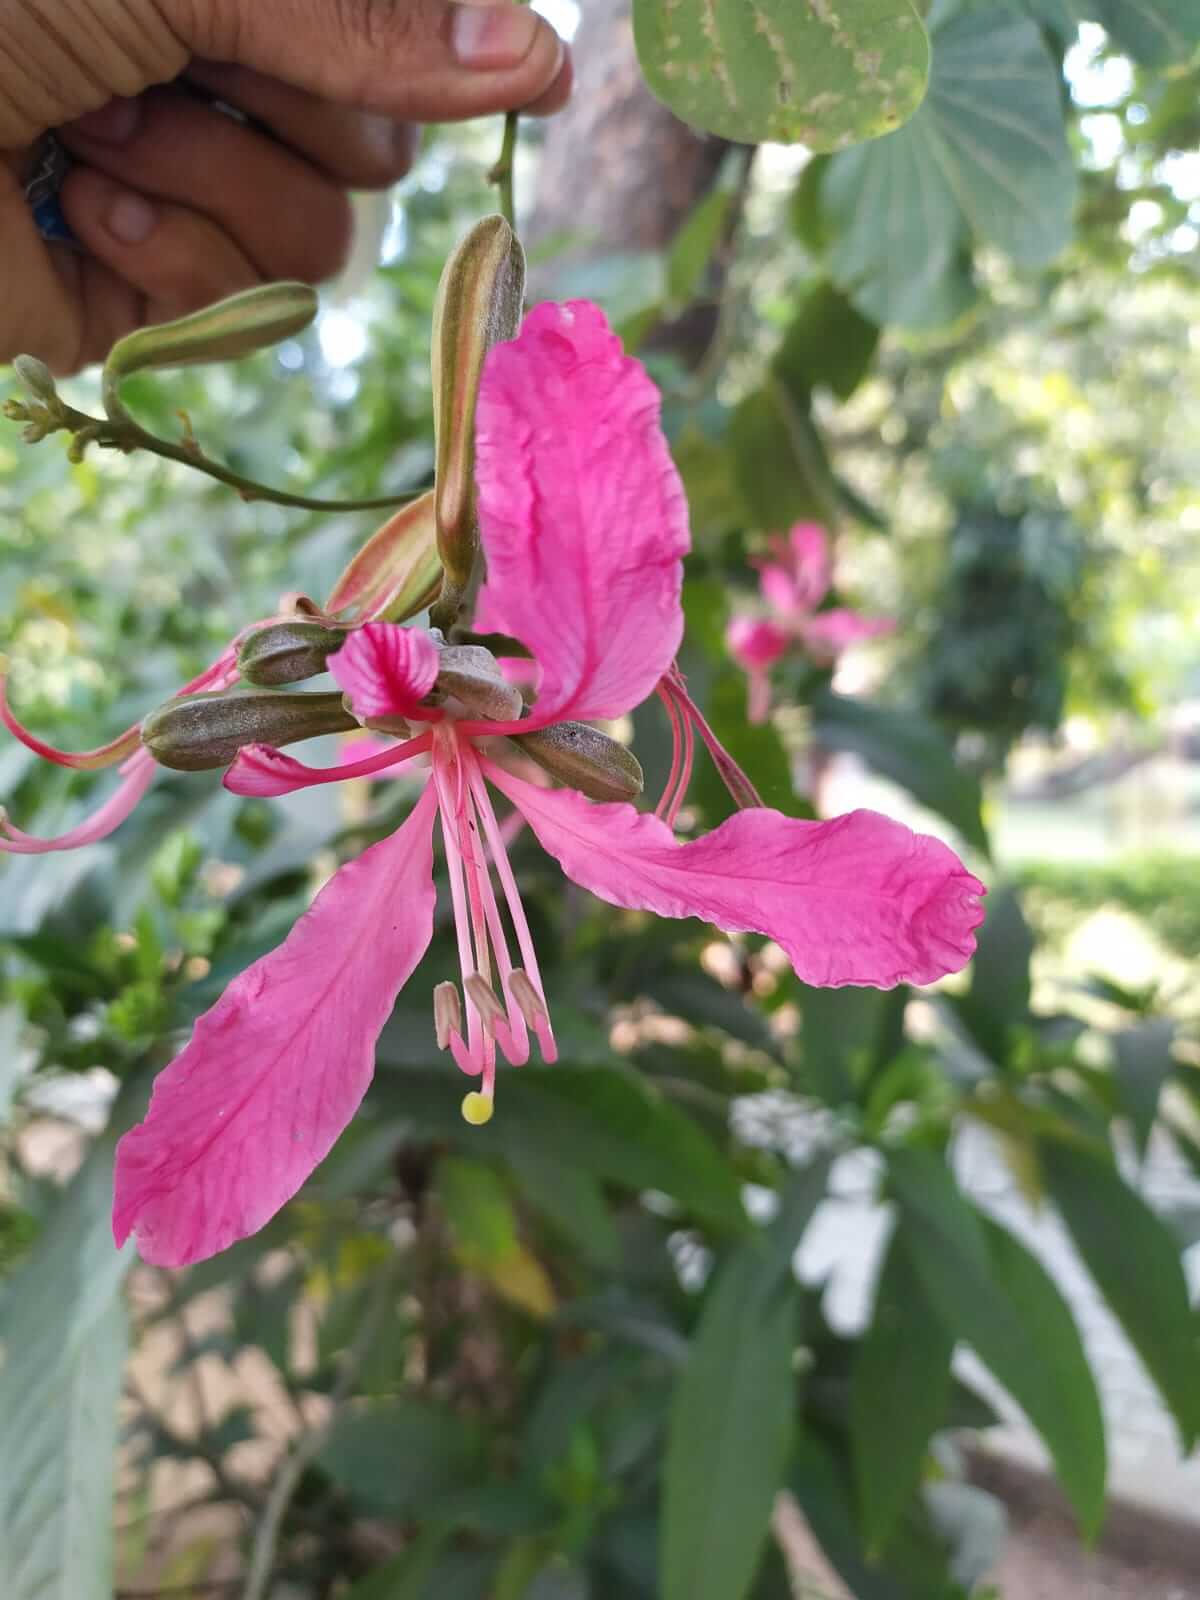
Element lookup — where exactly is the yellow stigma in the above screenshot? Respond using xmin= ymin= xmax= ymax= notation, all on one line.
xmin=461 ymin=1091 xmax=494 ymax=1126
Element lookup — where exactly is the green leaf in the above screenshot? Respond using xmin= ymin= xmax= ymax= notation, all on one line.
xmin=956 ymin=885 xmax=1034 ymax=1063
xmin=1113 ymin=1019 xmax=1176 ymax=1160
xmin=513 ymin=1152 xmax=621 ymax=1271
xmin=812 ymin=690 xmax=989 ymax=856
xmin=660 ymin=1159 xmax=829 ymax=1600
xmin=795 ymin=984 xmax=906 ymax=1105
xmin=888 ymin=1148 xmax=1106 ymax=1535
xmin=774 ymin=281 xmax=879 ymax=403
xmin=319 ymin=1400 xmax=485 ymax=1516
xmin=438 ymin=1157 xmax=520 ymax=1264
xmin=1018 ymin=0 xmax=1200 ymax=64
xmin=661 ymin=1250 xmax=798 ymax=1600
xmin=0 ymin=1123 xmax=132 ymax=1600
xmin=728 ymin=387 xmax=835 ymax=531
xmin=667 ymin=188 xmax=733 ymax=308
xmin=851 ymin=1226 xmax=954 ymax=1552
xmin=789 ymin=1435 xmax=956 ymax=1600
xmin=632 ymin=0 xmax=930 ymax=149
xmin=819 ymin=11 xmax=1076 ymax=327
xmin=1041 ymin=1139 xmax=1200 ymax=1451
xmin=372 ymin=1064 xmax=747 ymax=1233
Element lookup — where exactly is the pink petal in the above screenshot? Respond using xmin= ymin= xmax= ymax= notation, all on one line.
xmin=113 ymin=782 xmax=440 ymax=1267
xmin=0 ymin=750 xmax=157 ymax=854
xmin=473 ymin=300 xmax=689 ymax=725
xmin=726 ymin=615 xmax=790 ymax=670
xmin=801 ymin=609 xmax=895 ymax=660
xmin=787 ymin=522 xmax=833 ymax=611
xmin=757 ymin=563 xmax=805 ymax=620
xmin=328 ymin=623 xmax=439 ymax=723
xmin=482 ymin=762 xmax=986 ymax=989
xmin=224 ymin=733 xmax=432 ymax=798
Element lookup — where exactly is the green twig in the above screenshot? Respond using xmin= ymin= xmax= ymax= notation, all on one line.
xmin=489 ymin=111 xmax=521 ymax=229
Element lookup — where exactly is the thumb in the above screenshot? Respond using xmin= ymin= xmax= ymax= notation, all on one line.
xmin=165 ymin=0 xmax=566 ymax=123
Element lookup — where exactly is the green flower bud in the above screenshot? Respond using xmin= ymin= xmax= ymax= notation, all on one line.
xmin=106 ymin=283 xmax=318 ymax=378
xmin=142 ymin=689 xmax=358 ymax=771
xmin=431 ymin=216 xmax=526 ymax=590
xmin=12 ymin=355 xmax=57 ymax=405
xmin=237 ymin=620 xmax=348 ymax=687
xmin=513 ymin=723 xmax=644 ymax=803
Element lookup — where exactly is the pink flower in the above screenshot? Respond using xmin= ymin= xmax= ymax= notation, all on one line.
xmin=110 ymin=301 xmax=984 ymax=1268
xmin=726 ymin=521 xmax=894 ymax=722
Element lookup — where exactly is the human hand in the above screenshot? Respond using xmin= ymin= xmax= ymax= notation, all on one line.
xmin=0 ymin=0 xmax=570 ymax=373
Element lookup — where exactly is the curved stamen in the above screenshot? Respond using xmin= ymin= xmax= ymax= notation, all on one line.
xmin=431 ymin=732 xmax=493 ymax=1085
xmin=467 ymin=760 xmax=557 ymax=1064
xmin=655 ymin=678 xmax=686 ymax=821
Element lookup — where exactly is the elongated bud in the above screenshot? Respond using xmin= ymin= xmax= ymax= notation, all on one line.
xmin=237 ymin=619 xmax=348 ymax=687
xmin=513 ymin=723 xmax=644 ymax=802
xmin=142 ymin=689 xmax=357 ymax=771
xmin=106 ymin=283 xmax=318 ymax=378
xmin=431 ymin=216 xmax=526 ymax=590
xmin=325 ymin=489 xmax=442 ymax=623
xmin=12 ymin=355 xmax=57 ymax=405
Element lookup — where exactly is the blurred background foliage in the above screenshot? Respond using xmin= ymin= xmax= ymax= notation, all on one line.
xmin=1 ymin=4 xmax=1199 ymax=1598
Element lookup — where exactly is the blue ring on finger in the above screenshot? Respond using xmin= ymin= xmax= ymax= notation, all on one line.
xmin=23 ymin=134 xmax=80 ymax=247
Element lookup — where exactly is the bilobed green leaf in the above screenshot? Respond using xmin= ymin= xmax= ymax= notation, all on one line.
xmin=1042 ymin=1139 xmax=1200 ymax=1451
xmin=0 ymin=1124 xmax=132 ymax=1600
xmin=888 ymin=1148 xmax=1106 ymax=1535
xmin=633 ymin=0 xmax=930 ymax=149
xmin=819 ymin=11 xmax=1076 ymax=327
xmin=851 ymin=1226 xmax=955 ymax=1552
xmin=812 ymin=690 xmax=989 ymax=856
xmin=661 ymin=1250 xmax=798 ymax=1600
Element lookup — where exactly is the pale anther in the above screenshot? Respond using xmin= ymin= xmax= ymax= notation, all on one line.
xmin=464 ymin=974 xmax=507 ymax=1033
xmin=508 ymin=969 xmax=548 ymax=1027
xmin=433 ymin=981 xmax=462 ymax=1049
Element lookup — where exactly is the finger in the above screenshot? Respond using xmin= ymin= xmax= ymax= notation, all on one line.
xmin=60 ymin=167 xmax=263 ymax=331
xmin=59 ymin=89 xmax=354 ymax=285
xmin=183 ymin=61 xmax=419 ymax=190
xmin=170 ymin=0 xmax=567 ymax=124
xmin=522 ymin=44 xmax=574 ymax=117
xmin=0 ymin=170 xmax=87 ymax=372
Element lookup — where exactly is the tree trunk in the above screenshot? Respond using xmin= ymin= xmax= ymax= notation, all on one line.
xmin=529 ymin=0 xmax=737 ymax=365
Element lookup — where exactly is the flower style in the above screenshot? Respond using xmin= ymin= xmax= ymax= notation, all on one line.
xmin=107 ymin=302 xmax=987 ymax=1268
xmin=727 ymin=521 xmax=894 ymax=723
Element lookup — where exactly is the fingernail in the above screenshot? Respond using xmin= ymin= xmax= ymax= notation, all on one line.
xmin=71 ymin=96 xmax=142 ymax=144
xmin=452 ymin=2 xmax=541 ymax=68
xmin=107 ymin=190 xmax=156 ymax=245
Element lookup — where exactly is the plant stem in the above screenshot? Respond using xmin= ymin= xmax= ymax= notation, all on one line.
xmin=33 ymin=374 xmax=422 ymax=512
xmin=489 ymin=111 xmax=521 ymax=229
